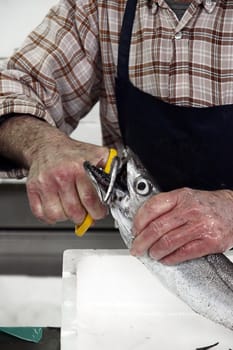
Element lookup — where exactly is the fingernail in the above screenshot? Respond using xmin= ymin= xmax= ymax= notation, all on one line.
xmin=149 ymin=252 xmax=155 ymax=259
xmin=159 ymin=258 xmax=172 ymax=265
xmin=149 ymin=251 xmax=158 ymax=260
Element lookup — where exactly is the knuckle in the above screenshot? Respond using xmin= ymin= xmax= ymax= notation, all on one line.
xmin=179 ymin=187 xmax=194 ymax=198
xmin=54 ymin=163 xmax=83 ymax=186
xmin=66 ymin=203 xmax=85 ymax=223
xmin=218 ymin=242 xmax=227 ymax=253
xmin=159 ymin=234 xmax=173 ymax=251
xmin=148 ymin=220 xmax=163 ymax=238
xmin=195 ymin=220 xmax=210 ymax=234
xmin=37 ymin=172 xmax=47 ymax=186
xmin=182 ymin=187 xmax=193 ymax=194
xmin=27 ymin=175 xmax=49 ymax=194
xmin=73 ymin=208 xmax=86 ymax=224
xmin=30 ymin=203 xmax=46 ymax=223
xmin=82 ymin=191 xmax=96 ymax=208
xmin=65 ymin=202 xmax=78 ymax=217
xmin=188 ymin=206 xmax=201 ymax=216
xmin=73 ymin=162 xmax=84 ymax=176
xmin=146 ymin=200 xmax=159 ymax=214
xmin=27 ymin=179 xmax=39 ymax=194
xmin=178 ymin=188 xmax=198 ymax=208
xmin=177 ymin=245 xmax=188 ymax=259
xmin=27 ymin=198 xmax=43 ymax=220
xmin=33 ymin=209 xmax=44 ymax=222
xmin=211 ymin=235 xmax=224 ymax=252
xmin=54 ymin=169 xmax=72 ymax=186
xmin=46 ymin=208 xmax=61 ymax=224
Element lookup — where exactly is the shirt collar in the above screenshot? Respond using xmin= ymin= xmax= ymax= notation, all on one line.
xmin=195 ymin=0 xmax=218 ymax=13
xmin=149 ymin=0 xmax=218 ymax=14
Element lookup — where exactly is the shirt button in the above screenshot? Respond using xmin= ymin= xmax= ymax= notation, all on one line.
xmin=175 ymin=32 xmax=182 ymax=40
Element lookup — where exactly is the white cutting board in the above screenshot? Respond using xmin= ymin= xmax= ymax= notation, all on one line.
xmin=61 ymin=249 xmax=233 ymax=350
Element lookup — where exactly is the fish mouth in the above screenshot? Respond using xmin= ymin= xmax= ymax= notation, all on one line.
xmin=83 ymin=158 xmax=128 ymax=204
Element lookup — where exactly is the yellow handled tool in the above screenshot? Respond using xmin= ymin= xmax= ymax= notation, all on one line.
xmin=75 ymin=148 xmax=118 ymax=237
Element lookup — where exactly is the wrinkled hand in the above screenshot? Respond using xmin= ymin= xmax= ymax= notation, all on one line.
xmin=26 ymin=133 xmax=109 ymax=225
xmin=130 ymin=188 xmax=233 ymax=264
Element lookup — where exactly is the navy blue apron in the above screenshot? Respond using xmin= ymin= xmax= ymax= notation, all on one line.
xmin=115 ymin=0 xmax=233 ymax=192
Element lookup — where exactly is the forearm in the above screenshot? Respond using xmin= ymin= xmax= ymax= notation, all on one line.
xmin=0 ymin=114 xmax=67 ymax=169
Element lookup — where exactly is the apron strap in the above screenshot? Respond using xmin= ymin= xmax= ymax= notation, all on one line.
xmin=117 ymin=0 xmax=138 ymax=80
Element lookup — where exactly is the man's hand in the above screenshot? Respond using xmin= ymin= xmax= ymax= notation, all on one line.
xmin=130 ymin=188 xmax=233 ymax=264
xmin=26 ymin=137 xmax=109 ymax=225
xmin=0 ymin=115 xmax=109 ymax=225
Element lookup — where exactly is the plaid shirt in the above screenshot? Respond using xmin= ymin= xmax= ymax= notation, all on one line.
xmin=1 ymin=0 xmax=233 ymax=177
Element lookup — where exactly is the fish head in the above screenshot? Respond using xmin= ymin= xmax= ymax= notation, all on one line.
xmin=84 ymin=148 xmax=159 ymax=247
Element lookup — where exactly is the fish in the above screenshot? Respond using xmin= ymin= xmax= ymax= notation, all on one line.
xmin=84 ymin=147 xmax=233 ymax=331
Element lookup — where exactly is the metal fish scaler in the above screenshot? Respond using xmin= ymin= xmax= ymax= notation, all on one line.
xmin=84 ymin=148 xmax=233 ymax=331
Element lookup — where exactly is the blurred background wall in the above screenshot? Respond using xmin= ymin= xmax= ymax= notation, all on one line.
xmin=0 ymin=0 xmax=102 ymax=145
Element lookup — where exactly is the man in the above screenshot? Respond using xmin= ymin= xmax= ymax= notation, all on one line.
xmin=1 ymin=0 xmax=233 ymax=265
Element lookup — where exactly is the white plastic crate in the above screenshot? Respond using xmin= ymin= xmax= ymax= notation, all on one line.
xmin=61 ymin=249 xmax=233 ymax=350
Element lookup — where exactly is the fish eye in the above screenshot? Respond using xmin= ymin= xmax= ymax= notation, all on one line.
xmin=133 ymin=176 xmax=152 ymax=196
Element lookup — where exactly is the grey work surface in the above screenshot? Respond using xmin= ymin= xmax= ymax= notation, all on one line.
xmin=0 ymin=182 xmax=125 ymax=276
xmin=0 ymin=328 xmax=60 ymax=350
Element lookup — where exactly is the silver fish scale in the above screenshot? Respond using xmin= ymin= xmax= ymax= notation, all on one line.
xmin=108 ymin=151 xmax=233 ymax=331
